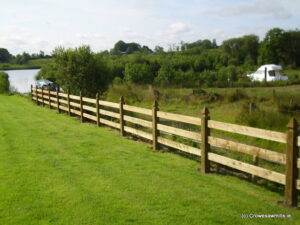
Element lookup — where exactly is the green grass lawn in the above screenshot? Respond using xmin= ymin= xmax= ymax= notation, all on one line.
xmin=0 ymin=95 xmax=299 ymax=225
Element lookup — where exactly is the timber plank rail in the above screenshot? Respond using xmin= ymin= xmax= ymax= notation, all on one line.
xmin=31 ymin=86 xmax=300 ymax=207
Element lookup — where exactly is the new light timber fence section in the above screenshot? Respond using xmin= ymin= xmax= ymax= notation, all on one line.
xmin=31 ymin=85 xmax=300 ymax=207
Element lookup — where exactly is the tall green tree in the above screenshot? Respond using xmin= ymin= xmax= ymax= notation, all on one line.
xmin=51 ymin=46 xmax=111 ymax=96
xmin=259 ymin=28 xmax=285 ymax=65
xmin=222 ymin=35 xmax=259 ymax=66
xmin=124 ymin=63 xmax=153 ymax=84
xmin=282 ymin=30 xmax=300 ymax=67
xmin=0 ymin=48 xmax=11 ymax=63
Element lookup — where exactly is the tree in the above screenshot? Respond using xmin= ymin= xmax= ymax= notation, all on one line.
xmin=124 ymin=63 xmax=153 ymax=84
xmin=15 ymin=52 xmax=31 ymax=64
xmin=52 ymin=46 xmax=111 ymax=96
xmin=155 ymin=62 xmax=176 ymax=86
xmin=222 ymin=35 xmax=259 ymax=65
xmin=111 ymin=40 xmax=127 ymax=54
xmin=182 ymin=39 xmax=215 ymax=51
xmin=259 ymin=28 xmax=285 ymax=64
xmin=0 ymin=48 xmax=11 ymax=63
xmin=282 ymin=30 xmax=300 ymax=67
xmin=141 ymin=45 xmax=153 ymax=54
xmin=36 ymin=62 xmax=58 ymax=82
xmin=154 ymin=46 xmax=164 ymax=53
xmin=110 ymin=41 xmax=152 ymax=55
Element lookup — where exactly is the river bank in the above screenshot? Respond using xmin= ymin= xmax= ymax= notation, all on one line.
xmin=0 ymin=58 xmax=51 ymax=71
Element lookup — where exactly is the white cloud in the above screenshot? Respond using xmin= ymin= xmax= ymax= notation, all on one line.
xmin=0 ymin=0 xmax=299 ymax=54
xmin=211 ymin=0 xmax=292 ymax=19
xmin=165 ymin=22 xmax=191 ymax=36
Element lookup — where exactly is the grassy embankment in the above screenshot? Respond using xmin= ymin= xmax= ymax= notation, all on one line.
xmin=0 ymin=58 xmax=51 ymax=70
xmin=0 ymin=94 xmax=300 ymax=225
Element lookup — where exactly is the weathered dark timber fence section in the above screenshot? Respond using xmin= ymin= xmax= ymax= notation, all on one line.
xmin=31 ymin=86 xmax=300 ymax=207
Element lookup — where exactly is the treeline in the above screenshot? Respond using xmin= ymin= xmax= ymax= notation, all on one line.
xmin=37 ymin=27 xmax=300 ymax=96
xmin=0 ymin=49 xmax=51 ymax=65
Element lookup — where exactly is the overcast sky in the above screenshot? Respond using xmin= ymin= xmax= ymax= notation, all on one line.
xmin=1 ymin=0 xmax=299 ymax=54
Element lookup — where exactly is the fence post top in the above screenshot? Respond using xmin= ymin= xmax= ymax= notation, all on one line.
xmin=287 ymin=117 xmax=298 ymax=129
xmin=202 ymin=107 xmax=209 ymax=116
xmin=120 ymin=96 xmax=125 ymax=103
xmin=96 ymin=92 xmax=99 ymax=98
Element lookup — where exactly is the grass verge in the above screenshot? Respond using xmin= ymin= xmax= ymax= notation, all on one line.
xmin=0 ymin=95 xmax=299 ymax=225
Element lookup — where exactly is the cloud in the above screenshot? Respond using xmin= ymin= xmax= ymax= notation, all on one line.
xmin=0 ymin=0 xmax=299 ymax=54
xmin=210 ymin=0 xmax=292 ymax=19
xmin=165 ymin=22 xmax=191 ymax=36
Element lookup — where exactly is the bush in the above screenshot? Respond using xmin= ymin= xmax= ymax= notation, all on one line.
xmin=112 ymin=77 xmax=123 ymax=85
xmin=36 ymin=62 xmax=58 ymax=82
xmin=0 ymin=72 xmax=10 ymax=94
xmin=236 ymin=102 xmax=289 ymax=131
xmin=155 ymin=62 xmax=176 ymax=86
xmin=124 ymin=63 xmax=153 ymax=84
xmin=51 ymin=46 xmax=111 ymax=96
xmin=276 ymin=97 xmax=300 ymax=113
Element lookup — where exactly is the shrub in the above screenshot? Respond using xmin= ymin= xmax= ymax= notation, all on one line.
xmin=192 ymin=88 xmax=207 ymax=96
xmin=112 ymin=77 xmax=123 ymax=85
xmin=124 ymin=63 xmax=153 ymax=84
xmin=0 ymin=72 xmax=10 ymax=94
xmin=155 ymin=62 xmax=176 ymax=86
xmin=236 ymin=102 xmax=289 ymax=131
xmin=51 ymin=46 xmax=111 ymax=97
xmin=276 ymin=97 xmax=300 ymax=113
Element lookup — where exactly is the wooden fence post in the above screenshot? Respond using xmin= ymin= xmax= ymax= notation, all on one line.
xmin=201 ymin=107 xmax=210 ymax=173
xmin=35 ymin=86 xmax=39 ymax=105
xmin=284 ymin=118 xmax=298 ymax=207
xmin=152 ymin=100 xmax=159 ymax=150
xmin=120 ymin=96 xmax=125 ymax=136
xmin=67 ymin=89 xmax=71 ymax=116
xmin=48 ymin=88 xmax=51 ymax=109
xmin=80 ymin=91 xmax=84 ymax=123
xmin=96 ymin=93 xmax=100 ymax=126
xmin=56 ymin=88 xmax=60 ymax=113
xmin=41 ymin=86 xmax=44 ymax=107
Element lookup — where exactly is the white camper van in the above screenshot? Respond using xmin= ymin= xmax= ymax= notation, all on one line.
xmin=248 ymin=64 xmax=288 ymax=82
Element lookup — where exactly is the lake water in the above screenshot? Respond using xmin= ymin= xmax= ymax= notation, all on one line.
xmin=5 ymin=69 xmax=40 ymax=93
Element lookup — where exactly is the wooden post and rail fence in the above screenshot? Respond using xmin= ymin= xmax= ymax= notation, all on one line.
xmin=31 ymin=85 xmax=300 ymax=207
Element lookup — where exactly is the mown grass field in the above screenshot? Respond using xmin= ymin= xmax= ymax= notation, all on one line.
xmin=0 ymin=95 xmax=299 ymax=225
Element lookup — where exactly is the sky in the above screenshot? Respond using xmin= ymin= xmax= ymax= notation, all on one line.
xmin=0 ymin=0 xmax=300 ymax=55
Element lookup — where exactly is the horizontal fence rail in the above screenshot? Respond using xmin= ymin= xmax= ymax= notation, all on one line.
xmin=31 ymin=86 xmax=300 ymax=207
